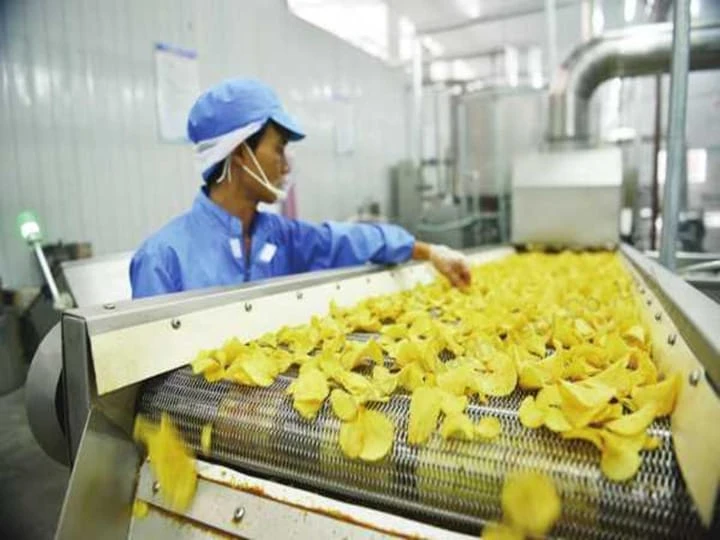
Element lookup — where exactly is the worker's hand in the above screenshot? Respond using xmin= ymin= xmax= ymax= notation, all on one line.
xmin=429 ymin=245 xmax=471 ymax=289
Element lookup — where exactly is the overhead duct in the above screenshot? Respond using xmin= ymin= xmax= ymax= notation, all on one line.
xmin=548 ymin=22 xmax=720 ymax=142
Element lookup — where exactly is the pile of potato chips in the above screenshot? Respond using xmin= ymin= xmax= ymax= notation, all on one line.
xmin=190 ymin=252 xmax=680 ymax=481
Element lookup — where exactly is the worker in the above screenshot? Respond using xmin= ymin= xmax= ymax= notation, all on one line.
xmin=130 ymin=78 xmax=470 ymax=298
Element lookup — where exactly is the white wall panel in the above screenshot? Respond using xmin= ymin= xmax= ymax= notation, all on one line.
xmin=0 ymin=0 xmax=407 ymax=288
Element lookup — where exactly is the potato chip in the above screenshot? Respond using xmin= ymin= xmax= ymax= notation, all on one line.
xmin=605 ymin=403 xmax=656 ymax=436
xmin=330 ymin=389 xmax=358 ymax=421
xmin=502 ymin=471 xmax=561 ymax=536
xmin=436 ymin=365 xmax=471 ymax=395
xmin=439 ymin=391 xmax=468 ymax=416
xmin=408 ymin=386 xmax=442 ymax=445
xmin=134 ymin=414 xmax=197 ymax=511
xmin=398 ymin=363 xmax=426 ymax=391
xmin=643 ymin=435 xmax=661 ymax=450
xmin=631 ymin=373 xmax=681 ymax=417
xmin=339 ymin=408 xmax=394 ymax=461
xmin=519 ymin=396 xmax=545 ymax=429
xmin=476 ymin=417 xmax=502 ymax=440
xmin=600 ymin=431 xmax=642 ymax=481
xmin=544 ymin=408 xmax=572 ymax=432
xmin=439 ymin=413 xmax=475 ymax=441
xmin=561 ymin=427 xmax=603 ymax=450
xmin=287 ymin=367 xmax=329 ymax=420
xmin=200 ymin=423 xmax=212 ymax=455
xmin=372 ymin=365 xmax=398 ymax=396
xmin=132 ymin=500 xmax=149 ymax=519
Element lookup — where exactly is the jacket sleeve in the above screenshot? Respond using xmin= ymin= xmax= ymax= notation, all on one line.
xmin=129 ymin=244 xmax=181 ymax=299
xmin=288 ymin=220 xmax=415 ymax=273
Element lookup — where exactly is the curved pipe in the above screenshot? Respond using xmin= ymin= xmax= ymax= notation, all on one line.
xmin=548 ymin=22 xmax=720 ymax=141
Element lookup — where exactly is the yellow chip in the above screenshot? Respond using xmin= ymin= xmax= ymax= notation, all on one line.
xmin=439 ymin=391 xmax=468 ymax=416
xmin=643 ymin=435 xmax=661 ymax=450
xmin=604 ymin=403 xmax=657 ymax=436
xmin=132 ymin=500 xmax=149 ymax=519
xmin=200 ymin=424 xmax=212 ymax=455
xmin=330 ymin=389 xmax=358 ymax=421
xmin=134 ymin=414 xmax=197 ymax=512
xmin=501 ymin=471 xmax=561 ymax=536
xmin=476 ymin=416 xmax=502 ymax=440
xmin=398 ymin=363 xmax=426 ymax=391
xmin=408 ymin=386 xmax=442 ymax=445
xmin=631 ymin=373 xmax=681 ymax=417
xmin=439 ymin=412 xmax=475 ymax=441
xmin=600 ymin=431 xmax=642 ymax=482
xmin=358 ymin=409 xmax=394 ymax=461
xmin=561 ymin=427 xmax=603 ymax=451
xmin=518 ymin=396 xmax=545 ymax=429
xmin=544 ymin=408 xmax=572 ymax=433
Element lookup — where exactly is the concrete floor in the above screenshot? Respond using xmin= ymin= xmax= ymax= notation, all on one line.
xmin=0 ymin=386 xmax=69 ymax=540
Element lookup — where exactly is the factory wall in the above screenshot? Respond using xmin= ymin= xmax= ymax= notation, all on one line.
xmin=0 ymin=0 xmax=407 ymax=288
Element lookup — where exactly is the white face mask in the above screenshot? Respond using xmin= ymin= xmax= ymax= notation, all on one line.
xmin=216 ymin=143 xmax=289 ymax=202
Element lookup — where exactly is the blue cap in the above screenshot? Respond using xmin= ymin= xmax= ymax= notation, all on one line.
xmin=187 ymin=78 xmax=305 ymax=180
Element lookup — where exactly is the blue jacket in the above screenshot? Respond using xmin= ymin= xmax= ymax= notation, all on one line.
xmin=130 ymin=191 xmax=415 ymax=298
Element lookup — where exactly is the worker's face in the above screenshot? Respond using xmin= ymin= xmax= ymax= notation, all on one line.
xmin=237 ymin=123 xmax=291 ymax=204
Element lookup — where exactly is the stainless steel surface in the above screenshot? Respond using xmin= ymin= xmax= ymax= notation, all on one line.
xmin=25 ymin=324 xmax=69 ymax=465
xmin=70 ymin=265 xmax=383 ymax=338
xmin=547 ymin=22 xmax=720 ymax=141
xmin=55 ymin=408 xmax=139 ymax=540
xmin=680 ymin=259 xmax=720 ymax=274
xmin=138 ymin=367 xmax=703 ymax=539
xmin=622 ymin=244 xmax=720 ymax=392
xmin=60 ymin=251 xmax=133 ymax=307
xmin=61 ymin=314 xmax=93 ymax=461
xmin=512 ymin=147 xmax=622 ymax=246
xmin=659 ymin=1 xmax=692 ymax=272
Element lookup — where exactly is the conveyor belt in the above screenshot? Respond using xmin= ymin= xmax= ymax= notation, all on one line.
xmin=138 ymin=364 xmax=704 ymax=539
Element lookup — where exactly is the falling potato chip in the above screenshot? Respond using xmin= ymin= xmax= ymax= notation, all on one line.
xmin=408 ymin=386 xmax=442 ymax=445
xmin=134 ymin=414 xmax=197 ymax=512
xmin=330 ymin=389 xmax=358 ymax=421
xmin=519 ymin=396 xmax=545 ymax=429
xmin=476 ymin=416 xmax=502 ymax=440
xmin=502 ymin=470 xmax=561 ymax=536
xmin=605 ymin=403 xmax=657 ymax=436
xmin=200 ymin=424 xmax=212 ymax=455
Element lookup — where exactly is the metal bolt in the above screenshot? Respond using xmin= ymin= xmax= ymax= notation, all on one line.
xmin=335 ymin=283 xmax=341 ymax=290
xmin=654 ymin=312 xmax=662 ymax=321
xmin=103 ymin=303 xmax=116 ymax=310
xmin=171 ymin=318 xmax=181 ymax=330
xmin=667 ymin=333 xmax=677 ymax=346
xmin=366 ymin=277 xmax=371 ymax=284
xmin=244 ymin=302 xmax=252 ymax=312
xmin=296 ymin=291 xmax=303 ymax=300
xmin=689 ymin=369 xmax=702 ymax=387
xmin=152 ymin=481 xmax=160 ymax=494
xmin=646 ymin=298 xmax=652 ymax=306
xmin=232 ymin=506 xmax=245 ymax=523
xmin=639 ymin=287 xmax=646 ymax=294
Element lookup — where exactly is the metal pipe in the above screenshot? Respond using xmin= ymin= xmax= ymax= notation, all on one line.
xmin=411 ymin=39 xmax=423 ymax=169
xmin=659 ymin=1 xmax=692 ymax=271
xmin=650 ymin=74 xmax=662 ymax=250
xmin=547 ymin=21 xmax=720 ymax=141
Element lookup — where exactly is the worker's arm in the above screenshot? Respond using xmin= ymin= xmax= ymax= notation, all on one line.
xmin=288 ymin=220 xmax=471 ymax=288
xmin=129 ymin=245 xmax=180 ymax=299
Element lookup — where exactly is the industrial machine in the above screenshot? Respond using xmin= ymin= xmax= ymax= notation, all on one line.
xmin=25 ymin=244 xmax=717 ymax=539
xmin=26 ymin=18 xmax=720 ymax=540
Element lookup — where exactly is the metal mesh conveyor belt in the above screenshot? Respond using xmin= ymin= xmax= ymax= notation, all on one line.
xmin=137 ymin=363 xmax=705 ymax=539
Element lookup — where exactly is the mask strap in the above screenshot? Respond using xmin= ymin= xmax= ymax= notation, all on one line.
xmin=242 ymin=143 xmax=287 ymax=201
